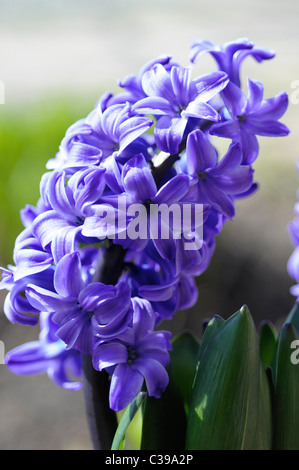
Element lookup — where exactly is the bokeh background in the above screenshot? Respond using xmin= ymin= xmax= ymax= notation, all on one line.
xmin=0 ymin=0 xmax=298 ymax=450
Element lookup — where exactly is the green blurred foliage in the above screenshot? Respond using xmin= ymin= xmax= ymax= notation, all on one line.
xmin=0 ymin=95 xmax=97 ymax=266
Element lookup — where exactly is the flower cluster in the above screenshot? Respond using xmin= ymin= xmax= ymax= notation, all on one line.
xmin=1 ymin=37 xmax=289 ymax=411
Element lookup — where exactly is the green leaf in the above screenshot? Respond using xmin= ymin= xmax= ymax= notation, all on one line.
xmin=285 ymin=302 xmax=299 ymax=335
xmin=197 ymin=315 xmax=225 ymax=362
xmin=186 ymin=305 xmax=272 ymax=450
xmin=272 ymin=322 xmax=299 ymax=450
xmin=111 ymin=392 xmax=146 ymax=450
xmin=259 ymin=320 xmax=277 ymax=369
xmin=140 ymin=366 xmax=187 ymax=450
xmin=169 ymin=331 xmax=200 ymax=415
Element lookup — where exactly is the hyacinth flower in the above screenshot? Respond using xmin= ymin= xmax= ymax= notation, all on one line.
xmin=185 ymin=129 xmax=253 ymax=218
xmin=0 ymin=265 xmax=55 ymax=326
xmin=48 ymin=101 xmax=154 ymax=179
xmin=189 ymin=37 xmax=275 ymax=87
xmin=126 ymin=240 xmax=200 ymax=322
xmin=25 ymin=252 xmax=133 ymax=354
xmin=84 ymin=102 xmax=154 ymax=163
xmin=113 ymin=54 xmax=179 ymax=105
xmin=5 ymin=312 xmax=82 ymax=391
xmin=210 ymin=78 xmax=290 ymax=164
xmin=32 ymin=166 xmax=107 ymax=263
xmin=132 ymin=64 xmax=229 ymax=154
xmin=92 ymin=297 xmax=171 ymax=411
xmin=1 ymin=36 xmax=292 ymax=450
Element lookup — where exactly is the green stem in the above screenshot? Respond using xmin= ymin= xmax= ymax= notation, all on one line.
xmin=82 ymin=243 xmax=126 ymax=450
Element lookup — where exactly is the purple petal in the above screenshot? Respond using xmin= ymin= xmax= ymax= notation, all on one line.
xmin=233 ymin=48 xmax=275 ymax=85
xmin=193 ymin=71 xmax=229 ymax=103
xmin=5 ymin=340 xmax=63 ymax=375
xmin=118 ymin=116 xmax=153 ymax=153
xmin=288 ymin=219 xmax=299 ymax=246
xmin=154 ymin=174 xmax=190 ymax=204
xmin=253 ymin=91 xmax=289 ymax=121
xmin=131 ymin=297 xmax=156 ymax=337
xmin=183 ymin=99 xmax=220 ymax=121
xmin=246 ymin=78 xmax=264 ymax=111
xmin=133 ymin=357 xmax=169 ymax=398
xmin=100 ymin=155 xmax=123 ymax=193
xmin=176 ymin=273 xmax=198 ymax=310
xmin=51 ymin=225 xmax=82 ymax=264
xmin=245 ymin=118 xmax=290 ymax=137
xmin=138 ymin=279 xmax=177 ymax=301
xmin=154 ymin=115 xmax=187 ymax=154
xmin=33 ymin=211 xmax=73 ymax=250
xmin=215 ymin=167 xmax=253 ymax=195
xmin=186 ymin=129 xmax=218 ymax=174
xmin=223 ymin=37 xmax=254 ymax=56
xmin=47 ymin=171 xmax=75 ymax=218
xmin=201 ymin=180 xmax=235 ymax=219
xmin=26 ymin=284 xmax=74 ymax=312
xmin=141 ymin=63 xmax=177 ymax=104
xmin=139 ymin=331 xmax=172 ymax=365
xmin=132 ymin=96 xmax=175 ymax=116
xmin=189 ymin=38 xmax=219 ymax=64
xmin=248 ymin=47 xmax=275 ymax=62
xmin=0 ymin=268 xmax=13 ymax=288
xmin=221 ymin=81 xmax=247 ymax=117
xmin=100 ymin=104 xmax=125 ymax=140
xmin=48 ymin=354 xmax=82 ymax=391
xmin=4 ymin=291 xmax=38 ymax=325
xmin=54 ymin=252 xmax=84 ymax=298
xmin=170 ymin=66 xmax=192 ymax=107
xmin=210 ymin=118 xmax=240 ymax=139
xmin=289 ymin=284 xmax=299 ymax=298
xmin=109 ymin=363 xmax=144 ymax=411
xmin=14 ymin=249 xmax=53 ymax=281
xmin=89 ymin=281 xmax=133 ymax=337
xmin=68 ymin=142 xmax=102 ymax=167
xmin=287 ymin=246 xmax=299 ymax=282
xmin=92 ymin=305 xmax=133 ymax=338
xmin=212 ymin=142 xmax=242 ymax=174
xmin=92 ymin=342 xmax=127 ymax=370
xmin=79 ymin=283 xmax=116 ymax=312
xmin=118 ymin=73 xmax=141 ymax=96
xmin=70 ymin=168 xmax=106 ymax=214
xmin=239 ymin=130 xmax=259 ymax=164
xmin=122 ymin=153 xmax=157 ymax=202
xmin=20 ymin=204 xmax=39 ymax=227
xmin=54 ymin=309 xmax=93 ymax=354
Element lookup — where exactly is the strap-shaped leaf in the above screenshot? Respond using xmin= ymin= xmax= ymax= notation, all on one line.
xmin=197 ymin=315 xmax=225 ymax=362
xmin=140 ymin=366 xmax=187 ymax=450
xmin=169 ymin=331 xmax=200 ymax=415
xmin=111 ymin=392 xmax=147 ymax=450
xmin=259 ymin=320 xmax=277 ymax=369
xmin=272 ymin=322 xmax=299 ymax=450
xmin=186 ymin=305 xmax=272 ymax=450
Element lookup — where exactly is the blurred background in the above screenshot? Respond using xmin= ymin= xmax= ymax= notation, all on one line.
xmin=0 ymin=0 xmax=298 ymax=450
